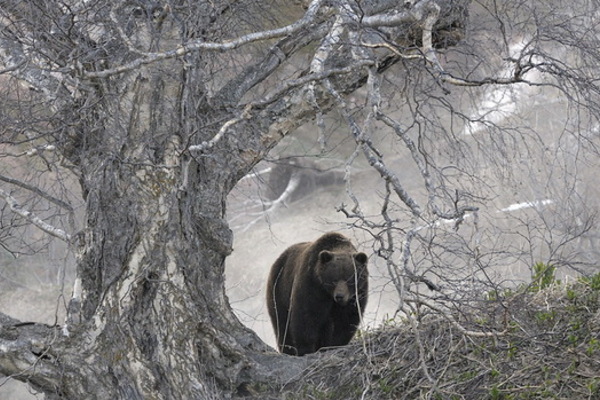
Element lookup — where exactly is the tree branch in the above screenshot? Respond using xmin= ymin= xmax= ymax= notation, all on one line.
xmin=0 ymin=22 xmax=73 ymax=110
xmin=0 ymin=312 xmax=61 ymax=395
xmin=82 ymin=0 xmax=329 ymax=79
xmin=212 ymin=21 xmax=331 ymax=106
xmin=0 ymin=188 xmax=72 ymax=243
xmin=0 ymin=174 xmax=73 ymax=213
xmin=189 ymin=105 xmax=253 ymax=152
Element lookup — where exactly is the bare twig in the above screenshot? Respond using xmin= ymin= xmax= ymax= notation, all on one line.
xmin=0 ymin=174 xmax=73 ymax=212
xmin=251 ymin=61 xmax=376 ymax=108
xmin=376 ymin=112 xmax=479 ymax=221
xmin=0 ymin=188 xmax=72 ymax=243
xmin=406 ymin=296 xmax=506 ymax=338
xmin=325 ymin=77 xmax=423 ymax=216
xmin=233 ymin=173 xmax=301 ymax=233
xmin=83 ymin=0 xmax=328 ymax=79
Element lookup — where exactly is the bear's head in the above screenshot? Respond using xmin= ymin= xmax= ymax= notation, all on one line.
xmin=316 ymin=250 xmax=368 ymax=306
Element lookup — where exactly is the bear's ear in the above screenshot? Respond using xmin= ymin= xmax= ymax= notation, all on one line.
xmin=319 ymin=250 xmax=334 ymax=263
xmin=354 ymin=252 xmax=368 ymax=265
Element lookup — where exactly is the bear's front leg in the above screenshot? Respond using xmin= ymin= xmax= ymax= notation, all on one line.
xmin=289 ymin=303 xmax=330 ymax=356
xmin=290 ymin=316 xmax=320 ymax=356
xmin=329 ymin=302 xmax=361 ymax=347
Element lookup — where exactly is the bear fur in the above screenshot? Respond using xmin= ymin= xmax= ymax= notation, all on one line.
xmin=266 ymin=232 xmax=368 ymax=356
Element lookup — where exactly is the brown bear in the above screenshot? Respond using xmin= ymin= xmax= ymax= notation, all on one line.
xmin=266 ymin=232 xmax=368 ymax=356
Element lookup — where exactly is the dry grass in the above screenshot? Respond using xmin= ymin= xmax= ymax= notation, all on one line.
xmin=262 ymin=275 xmax=600 ymax=400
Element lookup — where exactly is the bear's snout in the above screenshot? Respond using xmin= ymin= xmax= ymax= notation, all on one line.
xmin=333 ymin=281 xmax=351 ymax=305
xmin=334 ymin=293 xmax=347 ymax=304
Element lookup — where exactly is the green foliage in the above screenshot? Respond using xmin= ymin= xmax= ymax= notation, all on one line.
xmin=566 ymin=272 xmax=600 ymax=313
xmin=470 ymin=271 xmax=600 ymax=399
xmin=579 ymin=272 xmax=600 ymax=291
xmin=506 ymin=342 xmax=518 ymax=359
xmin=377 ymin=377 xmax=394 ymax=395
xmin=488 ymin=385 xmax=512 ymax=400
xmin=588 ymin=378 xmax=600 ymax=396
xmin=530 ymin=262 xmax=558 ymax=292
xmin=586 ymin=338 xmax=600 ymax=356
xmin=534 ymin=310 xmax=556 ymax=324
xmin=486 ymin=288 xmax=517 ymax=301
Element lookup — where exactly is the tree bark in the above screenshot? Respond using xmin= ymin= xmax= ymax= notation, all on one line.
xmin=0 ymin=0 xmax=470 ymax=397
